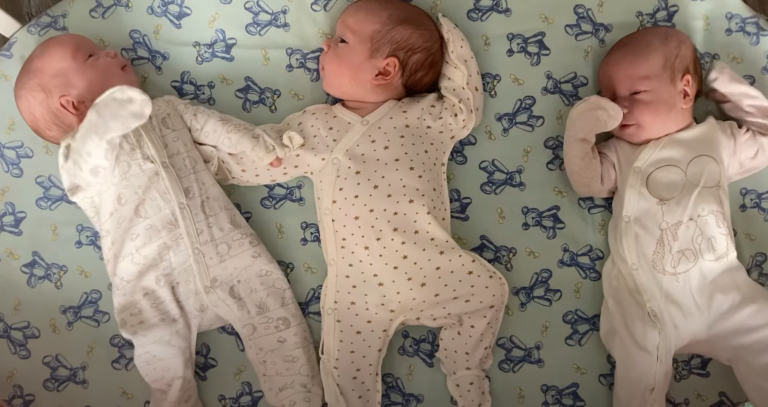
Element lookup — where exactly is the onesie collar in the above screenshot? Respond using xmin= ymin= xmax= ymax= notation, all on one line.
xmin=332 ymin=99 xmax=399 ymax=124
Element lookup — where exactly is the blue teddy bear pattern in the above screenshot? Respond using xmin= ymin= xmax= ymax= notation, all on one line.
xmin=382 ymin=373 xmax=425 ymax=407
xmin=506 ymin=32 xmax=551 ymax=67
xmin=541 ymin=383 xmax=585 ymax=407
xmin=299 ymin=284 xmax=322 ymax=322
xmin=522 ymin=205 xmax=566 ymax=240
xmin=470 ymin=234 xmax=516 ymax=272
xmin=217 ymin=324 xmax=245 ymax=352
xmin=739 ymin=187 xmax=768 ymax=220
xmin=0 ymin=36 xmax=17 ymax=59
xmin=697 ymin=48 xmax=721 ymax=73
xmin=310 ymin=0 xmax=354 ymax=13
xmin=636 ymin=0 xmax=679 ymax=29
xmin=218 ymin=381 xmax=264 ymax=406
xmin=42 ymin=353 xmax=89 ymax=392
xmin=511 ymin=269 xmax=562 ymax=311
xmin=261 ymin=181 xmax=306 ymax=209
xmin=747 ymin=252 xmax=768 ymax=286
xmin=194 ymin=28 xmax=237 ymax=65
xmin=397 ymin=329 xmax=439 ymax=368
xmin=300 ymin=221 xmax=321 ymax=247
xmin=171 ymin=71 xmax=216 ymax=105
xmin=544 ymin=135 xmax=564 ymax=171
xmin=710 ymin=392 xmax=748 ymax=407
xmin=598 ymin=354 xmax=615 ymax=390
xmin=495 ymin=335 xmax=544 ymax=373
xmin=109 ymin=334 xmax=135 ymax=371
xmin=286 ymin=47 xmax=322 ymax=82
xmin=75 ymin=224 xmax=102 ymax=259
xmin=235 ymin=77 xmax=282 ymax=113
xmin=541 ymin=71 xmax=588 ymax=107
xmin=121 ymin=29 xmax=171 ymax=75
xmin=0 ymin=313 xmax=40 ymax=360
xmin=449 ymin=188 xmax=472 ymax=222
xmin=672 ymin=354 xmax=712 ymax=382
xmin=0 ymin=140 xmax=34 ymax=178
xmin=667 ymin=396 xmax=691 ymax=407
xmin=449 ymin=134 xmax=477 ymax=165
xmin=278 ymin=260 xmax=294 ymax=281
xmin=495 ymin=96 xmax=545 ymax=136
xmin=35 ymin=175 xmax=75 ymax=211
xmin=557 ymin=243 xmax=604 ymax=281
xmin=565 ymin=5 xmax=612 ymax=47
xmin=89 ymin=0 xmax=133 ymax=19
xmin=479 ymin=159 xmax=525 ymax=194
xmin=482 ymin=73 xmax=501 ymax=98
xmin=27 ymin=10 xmax=69 ymax=36
xmin=59 ymin=290 xmax=111 ymax=331
xmin=244 ymin=0 xmax=290 ymax=36
xmin=577 ymin=196 xmax=613 ymax=214
xmin=467 ymin=0 xmax=511 ymax=23
xmin=147 ymin=0 xmax=192 ymax=29
xmin=0 ymin=202 xmax=27 ymax=237
xmin=20 ymin=250 xmax=68 ymax=289
xmin=195 ymin=342 xmax=219 ymax=381
xmin=725 ymin=12 xmax=768 ymax=46
xmin=3 ymin=385 xmax=35 ymax=407
xmin=562 ymin=309 xmax=599 ymax=347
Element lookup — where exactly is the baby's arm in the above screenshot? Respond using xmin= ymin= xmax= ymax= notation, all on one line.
xmin=563 ymin=96 xmax=623 ymax=198
xmin=164 ymin=97 xmax=333 ymax=185
xmin=708 ymin=62 xmax=768 ymax=181
xmin=433 ymin=15 xmax=484 ymax=136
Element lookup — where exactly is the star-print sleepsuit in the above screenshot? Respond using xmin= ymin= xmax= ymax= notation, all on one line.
xmin=57 ymin=86 xmax=323 ymax=407
xmin=197 ymin=15 xmax=508 ymax=407
xmin=564 ymin=62 xmax=768 ymax=407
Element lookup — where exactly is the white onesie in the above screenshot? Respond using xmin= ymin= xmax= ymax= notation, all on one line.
xmin=58 ymin=86 xmax=323 ymax=407
xmin=197 ymin=15 xmax=508 ymax=407
xmin=564 ymin=62 xmax=768 ymax=407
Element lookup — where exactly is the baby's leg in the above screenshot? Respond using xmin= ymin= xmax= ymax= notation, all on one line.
xmin=702 ymin=270 xmax=768 ymax=406
xmin=600 ymin=264 xmax=672 ymax=407
xmin=419 ymin=251 xmax=508 ymax=407
xmin=114 ymin=275 xmax=202 ymax=407
xmin=207 ymin=250 xmax=322 ymax=407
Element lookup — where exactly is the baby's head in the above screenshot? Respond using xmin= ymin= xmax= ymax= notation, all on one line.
xmin=598 ymin=27 xmax=701 ymax=144
xmin=14 ymin=34 xmax=140 ymax=144
xmin=320 ymin=0 xmax=443 ymax=102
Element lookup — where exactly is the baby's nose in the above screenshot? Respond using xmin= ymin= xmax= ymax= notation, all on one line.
xmin=321 ymin=39 xmax=330 ymax=52
xmin=104 ymin=49 xmax=118 ymax=59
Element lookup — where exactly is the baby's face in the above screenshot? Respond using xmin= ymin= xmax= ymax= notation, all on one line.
xmin=319 ymin=6 xmax=381 ymax=101
xmin=598 ymin=52 xmax=693 ymax=144
xmin=49 ymin=35 xmax=140 ymax=104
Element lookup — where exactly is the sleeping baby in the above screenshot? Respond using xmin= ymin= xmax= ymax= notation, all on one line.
xmin=185 ymin=0 xmax=508 ymax=406
xmin=564 ymin=27 xmax=768 ymax=406
xmin=14 ymin=34 xmax=323 ymax=407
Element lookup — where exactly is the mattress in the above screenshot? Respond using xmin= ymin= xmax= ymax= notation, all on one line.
xmin=1 ymin=0 xmax=766 ymax=406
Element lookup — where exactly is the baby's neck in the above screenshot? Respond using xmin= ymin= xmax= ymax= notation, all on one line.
xmin=342 ymin=100 xmax=389 ymax=118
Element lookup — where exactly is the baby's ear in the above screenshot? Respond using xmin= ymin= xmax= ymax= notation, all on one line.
xmin=59 ymin=95 xmax=91 ymax=123
xmin=680 ymin=73 xmax=695 ymax=108
xmin=372 ymin=56 xmax=402 ymax=86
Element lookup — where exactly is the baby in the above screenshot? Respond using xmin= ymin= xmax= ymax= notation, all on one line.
xmin=14 ymin=35 xmax=322 ymax=407
xmin=564 ymin=27 xmax=768 ymax=406
xmin=189 ymin=1 xmax=507 ymax=406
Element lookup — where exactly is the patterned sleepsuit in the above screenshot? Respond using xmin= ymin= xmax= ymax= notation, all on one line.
xmin=564 ymin=62 xmax=768 ymax=407
xmin=58 ymin=86 xmax=323 ymax=407
xmin=201 ymin=15 xmax=509 ymax=407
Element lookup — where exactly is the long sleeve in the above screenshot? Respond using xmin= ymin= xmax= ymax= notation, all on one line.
xmin=563 ymin=96 xmax=622 ymax=198
xmin=708 ymin=62 xmax=768 ymax=181
xmin=431 ymin=14 xmax=484 ymax=137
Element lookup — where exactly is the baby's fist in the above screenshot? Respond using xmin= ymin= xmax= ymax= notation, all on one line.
xmin=567 ymin=96 xmax=623 ymax=135
xmin=270 ymin=157 xmax=282 ymax=168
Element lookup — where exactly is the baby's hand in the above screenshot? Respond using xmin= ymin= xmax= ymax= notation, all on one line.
xmin=707 ymin=90 xmax=731 ymax=104
xmin=567 ymin=96 xmax=624 ymax=135
xmin=270 ymin=157 xmax=282 ymax=168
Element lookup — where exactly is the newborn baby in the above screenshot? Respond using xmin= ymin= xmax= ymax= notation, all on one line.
xmin=565 ymin=27 xmax=768 ymax=406
xmin=14 ymin=35 xmax=322 ymax=407
xmin=195 ymin=1 xmax=507 ymax=406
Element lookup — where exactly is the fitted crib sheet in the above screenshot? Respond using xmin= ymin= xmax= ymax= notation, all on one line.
xmin=1 ymin=0 xmax=768 ymax=406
